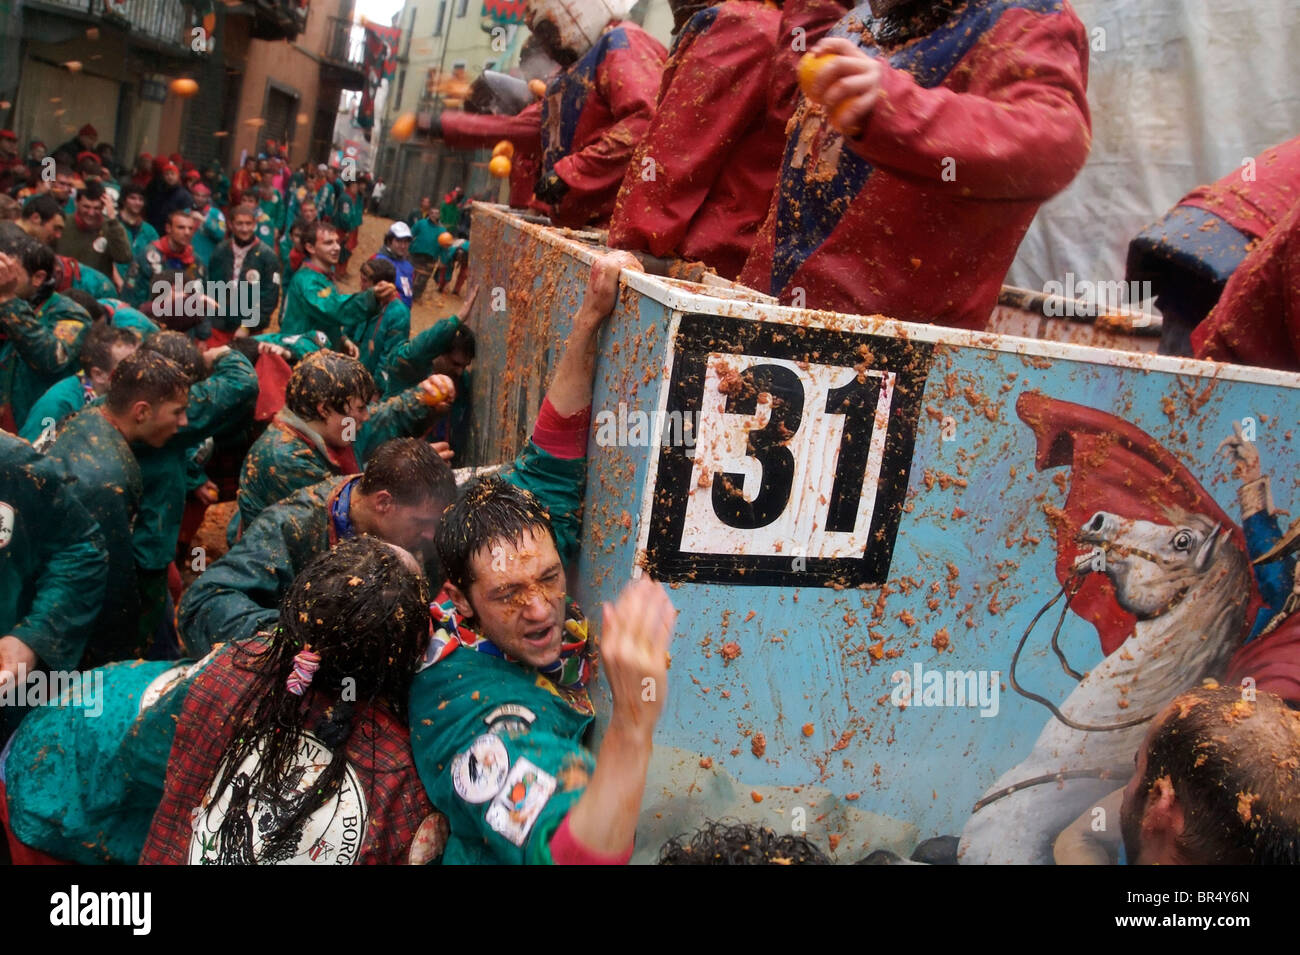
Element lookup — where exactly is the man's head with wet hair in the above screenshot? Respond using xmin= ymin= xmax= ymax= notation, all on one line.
xmin=80 ymin=322 xmax=140 ymax=391
xmin=1121 ymin=685 xmax=1300 ymax=865
xmin=658 ymin=821 xmax=833 ymax=865
xmin=0 ymin=229 xmax=55 ymax=302
xmin=62 ymin=288 xmax=106 ymax=324
xmin=360 ymin=255 xmax=396 ymax=288
xmin=142 ymin=329 xmax=205 ymax=383
xmin=104 ymin=349 xmax=191 ymax=446
xmin=352 ymin=438 xmax=458 ymax=569
xmin=284 ymin=350 xmax=376 ymax=423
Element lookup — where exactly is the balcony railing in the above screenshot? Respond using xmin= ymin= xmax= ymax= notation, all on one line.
xmin=35 ymin=0 xmax=192 ymax=49
xmin=323 ymin=16 xmax=365 ymax=71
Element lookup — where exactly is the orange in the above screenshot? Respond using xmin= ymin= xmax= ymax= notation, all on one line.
xmin=488 ymin=155 xmax=512 ymax=179
xmin=438 ymin=231 xmax=454 ymax=248
xmin=391 ymin=113 xmax=416 ymax=142
xmin=528 ymin=78 xmax=547 ymax=98
xmin=797 ymin=53 xmax=837 ymax=103
xmin=492 ymin=140 xmax=515 ymax=160
xmin=169 ymin=77 xmax=199 ymax=98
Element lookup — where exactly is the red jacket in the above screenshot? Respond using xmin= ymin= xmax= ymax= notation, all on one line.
xmin=739 ymin=0 xmax=1091 ymax=329
xmin=609 ymin=2 xmax=785 ymax=279
xmin=141 ymin=641 xmax=439 ymax=865
xmin=1192 ymin=199 xmax=1300 ymax=372
xmin=445 ymin=22 xmax=665 ymax=227
xmin=443 ymin=102 xmax=548 ymax=212
xmin=1180 ymin=136 xmax=1300 ymax=241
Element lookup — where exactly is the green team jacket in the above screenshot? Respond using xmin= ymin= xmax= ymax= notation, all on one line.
xmin=409 ymin=623 xmax=597 ymax=864
xmin=280 ymin=264 xmax=378 ymax=349
xmin=180 ymin=434 xmax=585 ymax=658
xmin=0 ymin=433 xmax=107 ymax=677
xmin=18 ymin=374 xmax=90 ymax=446
xmin=259 ymin=192 xmax=285 ymax=233
xmin=117 ymin=218 xmax=160 ymax=281
xmin=206 ymin=238 xmax=282 ymax=333
xmin=45 ymin=406 xmax=143 ymax=666
xmin=0 ymin=294 xmax=90 ymax=432
xmin=71 ymin=263 xmax=117 ymax=300
xmin=2 ymin=656 xmax=205 ymax=863
xmin=231 ymin=385 xmax=446 ymax=537
xmin=406 ymin=437 xmax=591 ymax=864
xmin=131 ymin=349 xmax=258 ymax=573
xmin=380 ymin=316 xmax=462 ymax=398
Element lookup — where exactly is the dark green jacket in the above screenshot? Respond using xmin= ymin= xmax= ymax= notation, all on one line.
xmin=230 ymin=386 xmax=446 ymax=539
xmin=57 ymin=216 xmax=133 ymax=277
xmin=0 ymin=294 xmax=90 ymax=432
xmin=132 ymin=350 xmax=258 ymax=573
xmin=379 ymin=315 xmax=462 ymax=398
xmin=45 ymin=406 xmax=143 ymax=665
xmin=18 ymin=374 xmax=91 ymax=447
xmin=180 ymin=436 xmax=586 ymax=656
xmin=206 ymin=238 xmax=282 ymax=333
xmin=280 ymin=264 xmax=378 ymax=349
xmin=0 ymin=432 xmax=107 ymax=676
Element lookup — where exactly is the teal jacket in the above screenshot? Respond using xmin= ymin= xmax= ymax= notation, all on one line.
xmin=280 ymin=264 xmax=378 ymax=349
xmin=2 ymin=656 xmax=205 ymax=863
xmin=190 ymin=206 xmax=227 ymax=268
xmin=131 ymin=350 xmax=258 ymax=573
xmin=45 ymin=406 xmax=143 ymax=666
xmin=117 ymin=218 xmax=160 ymax=281
xmin=0 ymin=432 xmax=107 ymax=679
xmin=0 ymin=294 xmax=90 ymax=432
xmin=378 ymin=315 xmax=462 ymax=398
xmin=18 ymin=374 xmax=92 ymax=447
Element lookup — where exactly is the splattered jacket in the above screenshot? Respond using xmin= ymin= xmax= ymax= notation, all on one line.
xmin=141 ymin=639 xmax=437 ymax=865
xmin=442 ymin=23 xmax=666 ymax=226
xmin=0 ymin=432 xmax=107 ymax=684
xmin=738 ymin=0 xmax=1091 ymax=330
xmin=2 ymin=658 xmax=197 ymax=862
xmin=45 ymin=406 xmax=143 ymax=665
xmin=230 ymin=387 xmax=443 ymax=537
xmin=131 ymin=349 xmax=258 ymax=573
xmin=609 ymin=1 xmax=785 ymax=279
xmin=409 ymin=596 xmax=598 ymax=864
xmin=0 ymin=293 xmax=90 ymax=433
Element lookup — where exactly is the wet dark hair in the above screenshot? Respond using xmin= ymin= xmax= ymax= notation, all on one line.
xmin=448 ymin=323 xmax=476 ymax=359
xmin=142 ymin=329 xmax=205 ymax=383
xmin=166 ymin=207 xmax=194 ymax=226
xmin=105 ymin=349 xmax=190 ymax=414
xmin=120 ymin=182 xmax=145 ymax=200
xmin=79 ymin=179 xmax=105 ymax=202
xmin=359 ymin=437 xmax=456 ymax=510
xmin=0 ymin=229 xmax=52 ymax=279
xmin=21 ymin=193 xmax=62 ymax=224
xmin=362 ymin=256 xmax=396 ymax=284
xmin=435 ymin=475 xmax=558 ymax=592
xmin=1131 ymin=686 xmax=1300 ymax=865
xmin=658 ymin=821 xmax=833 ymax=865
xmin=62 ymin=288 xmax=107 ymax=323
xmin=210 ymin=536 xmax=432 ymax=864
xmin=284 ymin=350 xmax=375 ymax=422
xmin=80 ymin=321 xmax=138 ymax=374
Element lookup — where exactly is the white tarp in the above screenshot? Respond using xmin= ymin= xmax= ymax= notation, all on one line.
xmin=1006 ymin=0 xmax=1300 ymax=296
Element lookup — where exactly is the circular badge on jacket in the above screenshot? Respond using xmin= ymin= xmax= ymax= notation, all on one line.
xmin=92 ymin=236 xmax=108 ymax=253
xmin=451 ymin=733 xmax=509 ymax=804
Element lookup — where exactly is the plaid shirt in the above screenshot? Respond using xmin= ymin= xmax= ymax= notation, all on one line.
xmin=140 ymin=640 xmax=437 ymax=865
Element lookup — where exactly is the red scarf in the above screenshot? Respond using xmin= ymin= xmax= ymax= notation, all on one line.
xmin=155 ymin=236 xmax=196 ymax=266
xmin=276 ymin=415 xmax=359 ymax=475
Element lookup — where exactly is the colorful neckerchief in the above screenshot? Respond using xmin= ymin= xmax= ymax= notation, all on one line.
xmin=154 ymin=236 xmax=195 ymax=267
xmin=329 ymin=476 xmax=360 ymax=542
xmin=423 ymin=589 xmax=597 ymax=716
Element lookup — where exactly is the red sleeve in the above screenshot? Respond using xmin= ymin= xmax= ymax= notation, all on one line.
xmin=443 ymin=103 xmax=543 ymax=157
xmin=1192 ymin=202 xmax=1300 ymax=372
xmin=609 ymin=5 xmax=779 ymax=257
xmin=769 ymin=0 xmax=854 ymax=119
xmin=847 ymin=7 xmax=1091 ymax=201
xmin=553 ymin=29 xmax=664 ymax=209
xmin=548 ymin=814 xmax=633 ymax=865
xmin=532 ymin=396 xmax=590 ymax=460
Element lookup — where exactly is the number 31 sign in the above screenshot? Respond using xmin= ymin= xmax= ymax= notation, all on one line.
xmin=643 ymin=314 xmax=933 ymax=588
